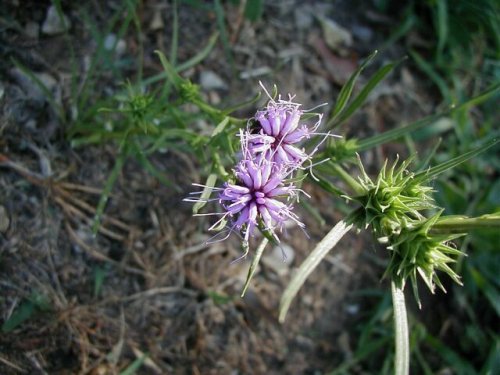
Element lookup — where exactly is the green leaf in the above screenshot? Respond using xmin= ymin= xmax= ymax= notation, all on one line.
xmin=119 ymin=353 xmax=148 ymax=375
xmin=1 ymin=292 xmax=50 ymax=333
xmin=410 ymin=50 xmax=450 ymax=99
xmin=424 ymin=334 xmax=476 ymax=375
xmin=244 ymin=0 xmax=263 ymax=22
xmin=155 ymin=50 xmax=184 ymax=89
xmin=176 ymin=32 xmax=219 ymax=73
xmin=141 ymin=33 xmax=219 ymax=88
xmin=279 ymin=215 xmax=356 ymax=322
xmin=210 ymin=117 xmax=230 ymax=138
xmin=93 ymin=266 xmax=107 ymax=298
xmin=241 ymin=238 xmax=268 ymax=297
xmin=193 ymin=173 xmax=217 ymax=214
xmin=413 ymin=138 xmax=500 ymax=183
xmin=132 ymin=144 xmax=180 ymax=191
xmin=326 ymin=50 xmax=379 ymax=128
xmin=356 ymin=82 xmax=500 ymax=151
xmin=92 ymin=150 xmax=127 ymax=235
xmin=330 ymin=57 xmax=404 ymax=128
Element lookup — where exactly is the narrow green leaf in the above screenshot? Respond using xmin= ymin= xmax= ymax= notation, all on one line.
xmin=413 ymin=138 xmax=499 ymax=183
xmin=357 ymin=112 xmax=446 ymax=151
xmin=141 ymin=33 xmax=219 ymax=88
xmin=391 ymin=281 xmax=410 ymax=375
xmin=1 ymin=292 xmax=49 ymax=333
xmin=214 ymin=0 xmax=234 ymax=72
xmin=326 ymin=50 xmax=379 ymax=128
xmin=177 ymin=32 xmax=219 ymax=72
xmin=193 ymin=174 xmax=218 ymax=214
xmin=244 ymin=0 xmax=263 ymax=22
xmin=410 ymin=50 xmax=450 ymax=99
xmin=155 ymin=50 xmax=184 ymax=88
xmin=435 ymin=0 xmax=448 ymax=62
xmin=93 ymin=266 xmax=107 ymax=298
xmin=241 ymin=238 xmax=268 ymax=297
xmin=119 ymin=354 xmax=147 ymax=375
xmin=170 ymin=0 xmax=179 ymax=66
xmin=356 ymin=83 xmax=499 ymax=151
xmin=2 ymin=300 xmax=36 ymax=333
xmin=222 ymin=91 xmax=262 ymax=115
xmin=328 ymin=337 xmax=390 ymax=375
xmin=133 ymin=148 xmax=180 ymax=191
xmin=332 ymin=58 xmax=404 ymax=127
xmin=424 ymin=334 xmax=476 ymax=375
xmin=314 ymin=174 xmax=349 ymax=197
xmin=11 ymin=58 xmax=65 ymax=121
xmin=279 ymin=214 xmax=356 ymax=322
xmin=211 ymin=117 xmax=230 ymax=138
xmin=92 ymin=151 xmax=127 ymax=235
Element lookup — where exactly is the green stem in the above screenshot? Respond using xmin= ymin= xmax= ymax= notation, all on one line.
xmin=430 ymin=214 xmax=500 ymax=234
xmin=392 ymin=280 xmax=410 ymax=375
xmin=328 ymin=162 xmax=365 ymax=195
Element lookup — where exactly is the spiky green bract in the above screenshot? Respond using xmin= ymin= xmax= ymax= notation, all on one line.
xmin=385 ymin=211 xmax=465 ymax=308
xmin=350 ymin=155 xmax=435 ymax=237
xmin=347 ymin=155 xmax=465 ymax=307
xmin=324 ymin=138 xmax=359 ymax=163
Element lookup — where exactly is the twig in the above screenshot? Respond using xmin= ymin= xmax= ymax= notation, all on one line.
xmin=0 ymin=355 xmax=26 ymax=373
xmin=64 ymin=221 xmax=148 ymax=277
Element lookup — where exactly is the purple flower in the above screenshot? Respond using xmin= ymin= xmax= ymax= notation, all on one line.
xmin=217 ymin=157 xmax=304 ymax=243
xmin=249 ymin=99 xmax=322 ymax=167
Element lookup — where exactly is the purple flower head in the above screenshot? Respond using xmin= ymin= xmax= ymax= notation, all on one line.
xmin=249 ymin=98 xmax=322 ymax=168
xmin=217 ymin=157 xmax=305 ymax=243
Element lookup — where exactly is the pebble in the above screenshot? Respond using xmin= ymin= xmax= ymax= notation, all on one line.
xmin=41 ymin=5 xmax=71 ymax=35
xmin=294 ymin=6 xmax=313 ymax=30
xmin=199 ymin=70 xmax=227 ymax=91
xmin=0 ymin=206 xmax=9 ymax=233
xmin=104 ymin=34 xmax=127 ymax=56
xmin=149 ymin=11 xmax=164 ymax=31
xmin=262 ymin=243 xmax=295 ymax=276
xmin=351 ymin=24 xmax=374 ymax=43
xmin=25 ymin=21 xmax=39 ymax=39
xmin=318 ymin=17 xmax=353 ymax=50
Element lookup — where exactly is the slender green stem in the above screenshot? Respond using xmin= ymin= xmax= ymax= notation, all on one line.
xmin=430 ymin=214 xmax=500 ymax=234
xmin=328 ymin=163 xmax=365 ymax=195
xmin=392 ymin=280 xmax=410 ymax=375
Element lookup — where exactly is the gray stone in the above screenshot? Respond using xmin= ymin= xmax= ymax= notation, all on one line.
xmin=199 ymin=71 xmax=227 ymax=90
xmin=42 ymin=5 xmax=71 ymax=35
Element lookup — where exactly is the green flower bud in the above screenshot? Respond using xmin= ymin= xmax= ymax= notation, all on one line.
xmin=384 ymin=211 xmax=464 ymax=308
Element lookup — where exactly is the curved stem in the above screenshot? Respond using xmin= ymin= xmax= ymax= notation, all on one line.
xmin=392 ymin=281 xmax=410 ymax=375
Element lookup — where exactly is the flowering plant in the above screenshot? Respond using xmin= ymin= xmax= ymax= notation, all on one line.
xmin=181 ymin=53 xmax=500 ymax=374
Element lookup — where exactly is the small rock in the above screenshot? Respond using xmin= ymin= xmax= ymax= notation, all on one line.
xmin=149 ymin=11 xmax=164 ymax=31
xmin=0 ymin=206 xmax=10 ymax=233
xmin=239 ymin=66 xmax=272 ymax=80
xmin=104 ymin=34 xmax=127 ymax=56
xmin=25 ymin=21 xmax=39 ymax=39
xmin=199 ymin=71 xmax=227 ymax=91
xmin=10 ymin=68 xmax=58 ymax=104
xmin=294 ymin=7 xmax=313 ymax=30
xmin=262 ymin=244 xmax=295 ymax=276
xmin=42 ymin=5 xmax=71 ymax=35
xmin=351 ymin=24 xmax=373 ymax=43
xmin=318 ymin=17 xmax=352 ymax=51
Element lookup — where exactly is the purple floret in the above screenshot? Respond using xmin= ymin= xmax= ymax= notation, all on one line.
xmin=249 ymin=100 xmax=321 ymax=167
xmin=217 ymin=158 xmax=304 ymax=243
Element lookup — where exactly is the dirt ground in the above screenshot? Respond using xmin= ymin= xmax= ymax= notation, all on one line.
xmin=1 ymin=1 xmax=442 ymax=374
